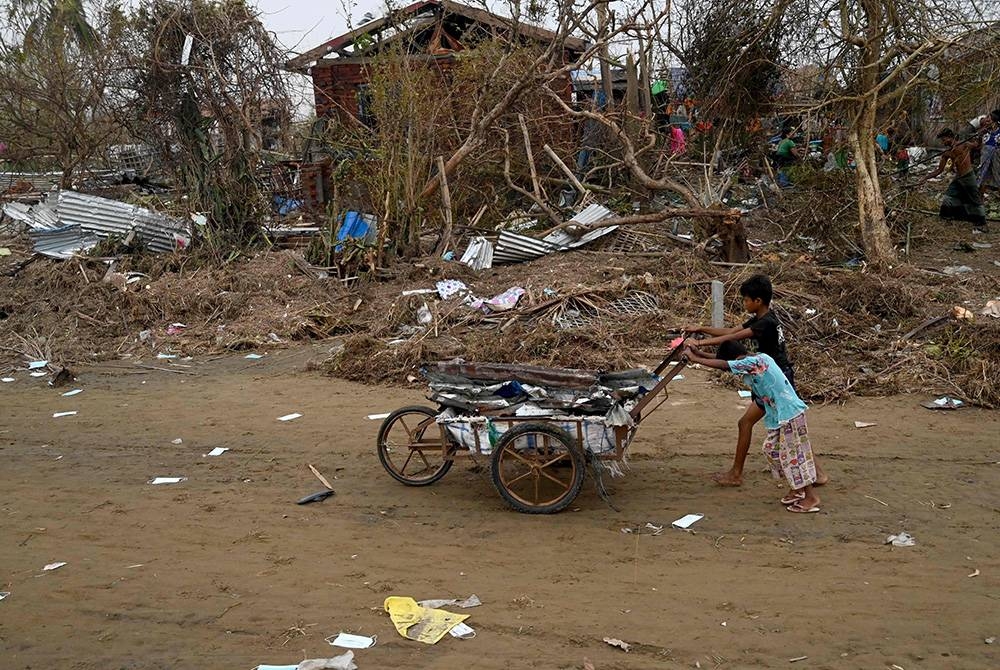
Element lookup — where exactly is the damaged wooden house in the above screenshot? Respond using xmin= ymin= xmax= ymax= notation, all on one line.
xmin=286 ymin=0 xmax=589 ymax=126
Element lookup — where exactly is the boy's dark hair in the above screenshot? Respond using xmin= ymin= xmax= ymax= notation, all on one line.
xmin=739 ymin=274 xmax=773 ymax=305
xmin=716 ymin=341 xmax=749 ymax=361
xmin=937 ymin=128 xmax=955 ymax=140
xmin=991 ymin=109 xmax=1000 ymax=123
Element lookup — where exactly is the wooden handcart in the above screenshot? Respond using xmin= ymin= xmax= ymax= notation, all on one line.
xmin=376 ymin=342 xmax=688 ymax=513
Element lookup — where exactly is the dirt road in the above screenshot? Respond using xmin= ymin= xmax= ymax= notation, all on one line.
xmin=1 ymin=348 xmax=997 ymax=669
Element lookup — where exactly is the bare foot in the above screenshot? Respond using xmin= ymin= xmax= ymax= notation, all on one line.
xmin=711 ymin=470 xmax=743 ymax=487
xmin=815 ymin=472 xmax=830 ymax=486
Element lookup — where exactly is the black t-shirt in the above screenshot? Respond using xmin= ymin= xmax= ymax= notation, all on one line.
xmin=743 ymin=310 xmax=792 ymax=373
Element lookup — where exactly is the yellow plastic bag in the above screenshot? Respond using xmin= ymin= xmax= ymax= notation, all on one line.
xmin=383 ymin=596 xmax=469 ymax=645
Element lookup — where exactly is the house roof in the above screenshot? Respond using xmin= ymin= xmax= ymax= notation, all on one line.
xmin=286 ymin=0 xmax=589 ymax=72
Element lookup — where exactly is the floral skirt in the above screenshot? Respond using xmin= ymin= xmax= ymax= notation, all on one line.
xmin=762 ymin=412 xmax=816 ymax=489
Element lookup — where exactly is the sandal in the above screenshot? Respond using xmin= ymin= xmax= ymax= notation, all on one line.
xmin=780 ymin=492 xmax=805 ymax=505
xmin=786 ymin=502 xmax=821 ymax=514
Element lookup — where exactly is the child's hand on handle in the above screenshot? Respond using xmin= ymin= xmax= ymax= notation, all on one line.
xmin=681 ymin=325 xmax=703 ymax=335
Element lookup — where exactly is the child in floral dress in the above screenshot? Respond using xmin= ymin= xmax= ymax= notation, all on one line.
xmin=684 ymin=341 xmax=821 ymax=513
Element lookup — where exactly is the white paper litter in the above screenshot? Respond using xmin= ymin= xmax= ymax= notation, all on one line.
xmin=277 ymin=413 xmax=302 ymax=422
xmin=204 ymin=447 xmax=229 ymax=457
xmin=29 ymin=371 xmax=48 ymax=378
xmin=42 ymin=562 xmax=67 ymax=571
xmin=0 ymin=592 xmax=9 ymax=600
xmin=854 ymin=421 xmax=877 ymax=428
xmin=934 ymin=397 xmax=963 ymax=407
xmin=156 ymin=353 xmax=177 ymax=359
xmin=171 ymin=438 xmax=183 ymax=445
xmin=737 ymin=390 xmax=752 ymax=398
xmin=603 ymin=637 xmax=631 ymax=652
xmin=886 ymin=532 xmax=916 ymax=547
xmin=296 ymin=652 xmax=357 ymax=670
xmin=672 ymin=513 xmax=704 ymax=529
xmin=449 ymin=622 xmax=476 ymax=639
xmin=52 ymin=411 xmax=77 ymax=418
xmin=366 ymin=412 xmax=391 ymax=420
xmin=28 ymin=360 xmax=48 ymax=369
xmin=149 ymin=477 xmax=187 ymax=485
xmin=61 ymin=389 xmax=83 ymax=397
xmin=245 ymin=353 xmax=265 ymax=359
xmin=327 ymin=632 xmax=376 ymax=649
xmin=1 ymin=377 xmax=14 ymax=383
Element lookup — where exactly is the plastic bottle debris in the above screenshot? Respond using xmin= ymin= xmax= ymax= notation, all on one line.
xmin=886 ymin=532 xmax=916 ymax=547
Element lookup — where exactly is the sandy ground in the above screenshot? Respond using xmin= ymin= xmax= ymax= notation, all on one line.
xmin=1 ymin=346 xmax=998 ymax=670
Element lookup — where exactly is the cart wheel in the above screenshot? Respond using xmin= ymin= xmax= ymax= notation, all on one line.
xmin=377 ymin=405 xmax=453 ymax=486
xmin=491 ymin=423 xmax=585 ymax=514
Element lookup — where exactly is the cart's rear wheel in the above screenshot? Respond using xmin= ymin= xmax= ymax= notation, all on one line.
xmin=377 ymin=405 xmax=453 ymax=486
xmin=491 ymin=423 xmax=585 ymax=514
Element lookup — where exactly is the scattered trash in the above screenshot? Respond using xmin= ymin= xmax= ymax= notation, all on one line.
xmin=297 ymin=490 xmax=334 ymax=504
xmin=418 ymin=594 xmax=482 ymax=609
xmin=156 ymin=353 xmax=177 ymax=359
xmin=416 ymin=303 xmax=433 ymax=325
xmin=61 ymin=389 xmax=83 ymax=397
xmin=204 ymin=447 xmax=229 ymax=457
xmin=672 ymin=514 xmax=703 ymax=529
xmin=449 ymin=622 xmax=476 ymax=639
xmin=166 ymin=322 xmax=187 ymax=335
xmin=737 ymin=390 xmax=752 ymax=398
xmin=854 ymin=421 xmax=877 ymax=428
xmin=971 ymin=242 xmax=992 ymax=249
xmin=269 ymin=333 xmax=282 ymax=343
xmin=441 ymin=250 xmax=455 ymax=261
xmin=968 ymin=569 xmax=980 ymax=578
xmin=951 ymin=306 xmax=974 ymax=322
xmin=42 ymin=562 xmax=67 ymax=571
xmin=327 ymin=632 xmax=376 ymax=649
xmin=603 ymin=637 xmax=631 ymax=652
xmin=804 ymin=308 xmax=817 ymax=316
xmin=921 ymin=397 xmax=963 ymax=410
xmin=366 ymin=413 xmax=391 ymax=420
xmin=171 ymin=438 xmax=183 ymax=445
xmin=942 ymin=265 xmax=974 ymax=275
xmin=986 ymin=637 xmax=996 ymax=645
xmin=886 ymin=532 xmax=916 ymax=547
xmin=0 ymin=592 xmax=9 ymax=601
xmin=245 ymin=353 xmax=265 ymax=359
xmin=2 ymin=377 xmax=15 ymax=383
xmin=459 ymin=236 xmax=494 ymax=270
xmin=384 ymin=596 xmax=470 ymax=644
xmin=29 ymin=371 xmax=48 ymax=378
xmin=982 ymin=299 xmax=1000 ymax=319
xmin=0 ymin=247 xmax=10 ymax=256
xmin=27 ymin=360 xmax=48 ymax=369
xmin=254 ymin=652 xmax=357 ymax=670
xmin=52 ymin=411 xmax=77 ymax=418
xmin=471 ymin=286 xmax=525 ymax=313
xmin=789 ymin=656 xmax=809 ymax=663
xmin=277 ymin=413 xmax=302 ymax=421
xmin=149 ymin=477 xmax=187 ymax=485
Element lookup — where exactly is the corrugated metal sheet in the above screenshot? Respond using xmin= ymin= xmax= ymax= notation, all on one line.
xmin=0 ymin=172 xmax=61 ymax=192
xmin=492 ymin=204 xmax=617 ymax=265
xmin=459 ymin=236 xmax=494 ymax=270
xmin=10 ymin=191 xmax=191 ymax=256
xmin=28 ymin=225 xmax=100 ymax=259
xmin=56 ymin=191 xmax=191 ymax=253
xmin=493 ymin=229 xmax=559 ymax=264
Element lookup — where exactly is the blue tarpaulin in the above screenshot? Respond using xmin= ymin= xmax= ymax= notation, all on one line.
xmin=334 ymin=211 xmax=378 ymax=252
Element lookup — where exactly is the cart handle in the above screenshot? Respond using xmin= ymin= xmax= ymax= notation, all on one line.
xmin=631 ymin=338 xmax=689 ymax=421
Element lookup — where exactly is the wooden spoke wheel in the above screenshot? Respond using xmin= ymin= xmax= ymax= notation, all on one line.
xmin=491 ymin=423 xmax=585 ymax=514
xmin=377 ymin=405 xmax=453 ymax=486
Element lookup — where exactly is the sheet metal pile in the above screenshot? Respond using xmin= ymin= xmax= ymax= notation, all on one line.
xmin=421 ymin=360 xmax=658 ymax=416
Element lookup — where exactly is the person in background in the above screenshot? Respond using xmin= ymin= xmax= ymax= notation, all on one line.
xmin=977 ymin=110 xmax=1000 ymax=197
xmin=926 ymin=128 xmax=987 ymax=232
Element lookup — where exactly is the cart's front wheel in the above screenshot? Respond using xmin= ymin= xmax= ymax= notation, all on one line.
xmin=377 ymin=405 xmax=453 ymax=486
xmin=491 ymin=423 xmax=585 ymax=513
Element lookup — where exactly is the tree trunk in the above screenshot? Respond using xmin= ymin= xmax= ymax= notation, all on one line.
xmin=850 ymin=105 xmax=896 ymax=267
